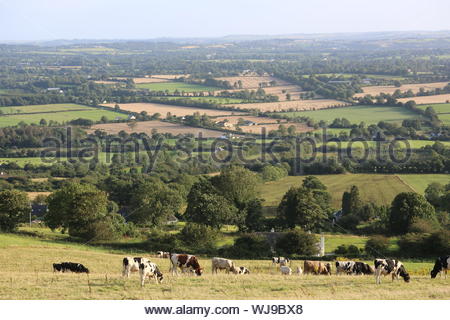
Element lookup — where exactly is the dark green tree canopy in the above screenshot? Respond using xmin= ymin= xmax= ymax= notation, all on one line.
xmin=0 ymin=190 xmax=30 ymax=232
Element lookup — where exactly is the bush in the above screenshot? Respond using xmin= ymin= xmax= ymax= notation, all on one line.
xmin=260 ymin=165 xmax=288 ymax=182
xmin=333 ymin=244 xmax=361 ymax=257
xmin=423 ymin=230 xmax=450 ymax=255
xmin=365 ymin=235 xmax=389 ymax=257
xmin=220 ymin=234 xmax=271 ymax=259
xmin=179 ymin=222 xmax=218 ymax=249
xmin=275 ymin=229 xmax=318 ymax=256
xmin=398 ymin=233 xmax=429 ymax=257
xmin=398 ymin=230 xmax=449 ymax=257
xmin=145 ymin=230 xmax=181 ymax=252
xmin=408 ymin=218 xmax=439 ymax=234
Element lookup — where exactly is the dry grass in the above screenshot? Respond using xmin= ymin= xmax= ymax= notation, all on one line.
xmin=227 ymin=100 xmax=349 ymax=112
xmin=88 ymin=120 xmax=226 ymax=138
xmin=262 ymin=85 xmax=306 ymax=101
xmin=212 ymin=116 xmax=312 ymax=134
xmin=0 ymin=242 xmax=446 ymax=300
xmin=27 ymin=192 xmax=51 ymax=200
xmin=214 ymin=76 xmax=291 ymax=89
xmin=102 ymin=103 xmax=246 ymax=117
xmin=132 ymin=75 xmax=189 ymax=84
xmin=213 ymin=116 xmax=286 ymax=125
xmin=397 ymin=94 xmax=450 ymax=104
xmin=354 ymin=82 xmax=450 ymax=97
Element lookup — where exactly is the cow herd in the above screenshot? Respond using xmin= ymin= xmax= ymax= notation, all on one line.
xmin=52 ymin=254 xmax=449 ymax=287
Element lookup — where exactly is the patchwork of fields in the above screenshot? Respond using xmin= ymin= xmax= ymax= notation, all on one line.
xmin=417 ymin=103 xmax=450 ymax=124
xmin=135 ymin=81 xmax=219 ymax=92
xmin=228 ymin=99 xmax=349 ymax=112
xmin=397 ymin=94 xmax=450 ymax=105
xmin=277 ymin=105 xmax=423 ymax=124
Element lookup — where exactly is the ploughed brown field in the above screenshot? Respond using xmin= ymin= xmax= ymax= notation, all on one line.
xmin=354 ymin=82 xmax=450 ymax=97
xmin=226 ymin=99 xmax=350 ymax=112
xmin=101 ymin=103 xmax=246 ymax=117
xmin=397 ymin=94 xmax=450 ymax=104
xmin=88 ymin=120 xmax=226 ymax=138
xmin=214 ymin=76 xmax=291 ymax=89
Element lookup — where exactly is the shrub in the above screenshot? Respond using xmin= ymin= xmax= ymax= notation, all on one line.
xmin=398 ymin=233 xmax=429 ymax=257
xmin=423 ymin=230 xmax=450 ymax=255
xmin=145 ymin=230 xmax=181 ymax=252
xmin=333 ymin=244 xmax=361 ymax=257
xmin=365 ymin=235 xmax=389 ymax=257
xmin=275 ymin=229 xmax=318 ymax=256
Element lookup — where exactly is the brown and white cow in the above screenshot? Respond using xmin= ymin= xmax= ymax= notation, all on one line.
xmin=272 ymin=257 xmax=290 ymax=267
xmin=303 ymin=260 xmax=332 ymax=275
xmin=169 ymin=253 xmax=203 ymax=276
xmin=211 ymin=257 xmax=238 ymax=274
xmin=139 ymin=261 xmax=163 ymax=286
xmin=123 ymin=257 xmax=150 ymax=278
xmin=374 ymin=259 xmax=410 ymax=284
xmin=157 ymin=251 xmax=170 ymax=259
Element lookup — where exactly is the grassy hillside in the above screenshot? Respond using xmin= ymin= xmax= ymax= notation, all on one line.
xmin=397 ymin=174 xmax=450 ymax=193
xmin=0 ymin=232 xmax=445 ymax=300
xmin=259 ymin=174 xmax=415 ymax=209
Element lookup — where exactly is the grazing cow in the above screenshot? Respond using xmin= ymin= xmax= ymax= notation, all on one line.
xmin=431 ymin=256 xmax=450 ymax=279
xmin=335 ymin=261 xmax=355 ymax=275
xmin=157 ymin=251 xmax=170 ymax=259
xmin=272 ymin=257 xmax=290 ymax=266
xmin=296 ymin=266 xmax=303 ymax=275
xmin=123 ymin=257 xmax=149 ymax=278
xmin=237 ymin=266 xmax=250 ymax=274
xmin=280 ymin=266 xmax=292 ymax=275
xmin=211 ymin=257 xmax=238 ymax=274
xmin=303 ymin=260 xmax=332 ymax=275
xmin=169 ymin=253 xmax=203 ymax=276
xmin=53 ymin=262 xmax=89 ymax=274
xmin=139 ymin=261 xmax=163 ymax=286
xmin=374 ymin=259 xmax=410 ymax=284
xmin=352 ymin=262 xmax=374 ymax=275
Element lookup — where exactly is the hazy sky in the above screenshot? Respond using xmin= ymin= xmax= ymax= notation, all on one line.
xmin=1 ymin=0 xmax=450 ymax=41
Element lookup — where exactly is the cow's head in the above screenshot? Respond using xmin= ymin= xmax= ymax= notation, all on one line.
xmin=398 ymin=266 xmax=410 ymax=282
xmin=431 ymin=259 xmax=442 ymax=279
xmin=194 ymin=268 xmax=203 ymax=276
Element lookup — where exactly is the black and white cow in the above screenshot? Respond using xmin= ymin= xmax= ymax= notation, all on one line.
xmin=374 ymin=259 xmax=410 ymax=284
xmin=139 ymin=261 xmax=163 ymax=286
xmin=352 ymin=261 xmax=374 ymax=275
xmin=431 ymin=255 xmax=450 ymax=279
xmin=335 ymin=261 xmax=355 ymax=275
xmin=53 ymin=262 xmax=89 ymax=274
xmin=272 ymin=257 xmax=289 ymax=266
xmin=237 ymin=266 xmax=250 ymax=274
xmin=122 ymin=257 xmax=150 ymax=278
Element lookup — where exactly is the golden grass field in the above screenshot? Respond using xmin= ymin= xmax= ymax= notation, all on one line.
xmin=261 ymin=85 xmax=306 ymax=101
xmin=214 ymin=76 xmax=291 ymax=89
xmin=102 ymin=103 xmax=246 ymax=117
xmin=26 ymin=192 xmax=51 ymax=200
xmin=227 ymin=99 xmax=350 ymax=112
xmin=89 ymin=120 xmax=226 ymax=137
xmin=397 ymin=94 xmax=450 ymax=104
xmin=238 ymin=123 xmax=312 ymax=134
xmin=354 ymin=82 xmax=450 ymax=98
xmin=0 ymin=234 xmax=447 ymax=300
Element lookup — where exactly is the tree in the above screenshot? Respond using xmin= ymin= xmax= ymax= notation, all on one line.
xmin=389 ymin=192 xmax=436 ymax=234
xmin=275 ymin=229 xmax=318 ymax=256
xmin=342 ymin=185 xmax=362 ymax=215
xmin=365 ymin=235 xmax=389 ymax=257
xmin=45 ymin=183 xmax=109 ymax=239
xmin=0 ymin=190 xmax=30 ymax=232
xmin=424 ymin=182 xmax=445 ymax=208
xmin=39 ymin=118 xmax=47 ymax=126
xmin=129 ymin=180 xmax=183 ymax=227
xmin=302 ymin=176 xmax=326 ymax=190
xmin=277 ymin=187 xmax=327 ymax=230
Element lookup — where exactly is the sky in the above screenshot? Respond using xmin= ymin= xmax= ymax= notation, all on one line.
xmin=1 ymin=0 xmax=450 ymax=41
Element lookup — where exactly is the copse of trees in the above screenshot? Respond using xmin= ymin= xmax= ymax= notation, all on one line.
xmin=0 ymin=190 xmax=30 ymax=232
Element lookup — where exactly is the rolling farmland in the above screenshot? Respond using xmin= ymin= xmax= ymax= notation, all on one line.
xmin=102 ymin=102 xmax=246 ymax=117
xmin=228 ymin=99 xmax=349 ymax=112
xmin=397 ymin=94 xmax=450 ymax=105
xmin=135 ymin=81 xmax=219 ymax=92
xmin=278 ymin=105 xmax=423 ymax=124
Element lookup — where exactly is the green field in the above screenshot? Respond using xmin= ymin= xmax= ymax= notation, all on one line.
xmin=276 ymin=105 xmax=423 ymax=125
xmin=136 ymin=81 xmax=219 ymax=92
xmin=0 ymin=103 xmax=93 ymax=114
xmin=417 ymin=103 xmax=450 ymax=114
xmin=0 ymin=232 xmax=445 ymax=299
xmin=0 ymin=108 xmax=125 ymax=127
xmin=398 ymin=174 xmax=450 ymax=193
xmin=259 ymin=174 xmax=415 ymax=209
xmin=316 ymin=140 xmax=450 ymax=149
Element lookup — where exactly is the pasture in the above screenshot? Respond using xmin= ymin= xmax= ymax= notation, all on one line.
xmin=228 ymin=99 xmax=349 ymax=112
xmin=102 ymin=102 xmax=246 ymax=117
xmin=88 ymin=120 xmax=227 ymax=138
xmin=278 ymin=105 xmax=424 ymax=124
xmin=135 ymin=82 xmax=219 ymax=92
xmin=0 ymin=233 xmax=446 ymax=300
xmin=0 ymin=104 xmax=125 ymax=127
xmin=397 ymin=174 xmax=450 ymax=193
xmin=214 ymin=76 xmax=291 ymax=89
xmin=354 ymin=82 xmax=450 ymax=98
xmin=259 ymin=174 xmax=415 ymax=208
